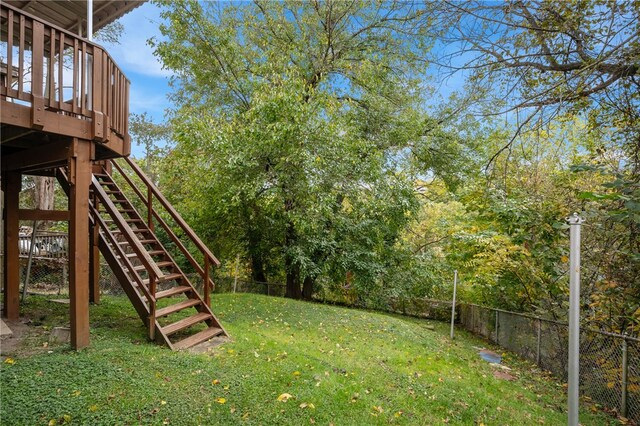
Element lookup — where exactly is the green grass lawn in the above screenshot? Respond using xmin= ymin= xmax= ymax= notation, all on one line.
xmin=1 ymin=294 xmax=616 ymax=425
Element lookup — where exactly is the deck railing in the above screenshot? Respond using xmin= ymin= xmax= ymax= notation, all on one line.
xmin=1 ymin=3 xmax=129 ymax=143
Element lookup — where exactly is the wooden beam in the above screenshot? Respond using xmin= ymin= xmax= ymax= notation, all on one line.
xmin=2 ymin=171 xmax=21 ymax=320
xmin=1 ymin=101 xmax=92 ymax=140
xmin=68 ymin=138 xmax=91 ymax=349
xmin=0 ymin=127 xmax=36 ymax=144
xmin=1 ymin=140 xmax=72 ymax=173
xmin=18 ymin=209 xmax=69 ymax=221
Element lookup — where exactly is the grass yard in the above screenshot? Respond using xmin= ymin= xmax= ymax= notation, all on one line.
xmin=1 ymin=293 xmax=616 ymax=425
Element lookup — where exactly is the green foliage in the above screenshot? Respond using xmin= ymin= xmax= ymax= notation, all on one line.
xmin=150 ymin=0 xmax=471 ymax=297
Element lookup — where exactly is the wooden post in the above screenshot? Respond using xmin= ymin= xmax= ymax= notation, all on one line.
xmin=68 ymin=139 xmax=92 ymax=349
xmin=89 ymin=194 xmax=100 ymax=304
xmin=2 ymin=171 xmax=21 ymax=320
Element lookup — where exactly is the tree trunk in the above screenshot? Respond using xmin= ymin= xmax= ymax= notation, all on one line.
xmin=284 ymin=270 xmax=302 ymax=299
xmin=302 ymin=276 xmax=314 ymax=300
xmin=34 ymin=176 xmax=55 ymax=229
xmin=250 ymin=253 xmax=267 ymax=283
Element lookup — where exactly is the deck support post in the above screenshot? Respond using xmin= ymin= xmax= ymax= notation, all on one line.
xmin=89 ymin=188 xmax=100 ymax=304
xmin=89 ymin=208 xmax=100 ymax=304
xmin=68 ymin=139 xmax=92 ymax=349
xmin=2 ymin=171 xmax=21 ymax=320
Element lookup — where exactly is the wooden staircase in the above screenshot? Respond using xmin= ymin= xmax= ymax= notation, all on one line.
xmin=58 ymin=159 xmax=228 ymax=350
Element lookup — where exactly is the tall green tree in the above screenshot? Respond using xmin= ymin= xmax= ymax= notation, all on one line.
xmin=151 ymin=0 xmax=469 ymax=298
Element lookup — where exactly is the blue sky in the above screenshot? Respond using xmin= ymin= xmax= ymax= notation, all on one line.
xmin=101 ymin=2 xmax=172 ymax=156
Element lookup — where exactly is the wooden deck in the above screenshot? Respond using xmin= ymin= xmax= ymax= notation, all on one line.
xmin=1 ymin=3 xmax=130 ymax=162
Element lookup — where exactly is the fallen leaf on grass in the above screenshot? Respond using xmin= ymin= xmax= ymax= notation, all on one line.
xmin=212 ymin=379 xmax=221 ymax=385
xmin=277 ymin=393 xmax=293 ymax=402
xmin=4 ymin=357 xmax=15 ymax=365
xmin=299 ymin=402 xmax=315 ymax=409
xmin=371 ymin=405 xmax=384 ymax=415
xmin=215 ymin=397 xmax=226 ymax=404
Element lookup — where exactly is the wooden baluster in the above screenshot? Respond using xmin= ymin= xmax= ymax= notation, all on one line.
xmin=149 ymin=274 xmax=157 ymax=341
xmin=58 ymin=32 xmax=64 ymax=109
xmin=72 ymin=38 xmax=79 ymax=113
xmin=17 ymin=14 xmax=24 ymax=98
xmin=6 ymin=9 xmax=14 ymax=96
xmin=30 ymin=21 xmax=44 ymax=129
xmin=114 ymin=68 xmax=119 ymax=132
xmin=124 ymin=79 xmax=130 ymax=154
xmin=80 ymin=41 xmax=87 ymax=115
xmin=204 ymin=256 xmax=210 ymax=307
xmin=147 ymin=186 xmax=154 ymax=231
xmin=91 ymin=47 xmax=104 ymax=141
xmin=48 ymin=27 xmax=55 ymax=106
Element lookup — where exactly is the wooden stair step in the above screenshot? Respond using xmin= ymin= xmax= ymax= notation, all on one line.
xmin=172 ymin=327 xmax=224 ymax=350
xmin=156 ymin=285 xmax=192 ymax=299
xmin=162 ymin=312 xmax=211 ymax=335
xmin=140 ymin=275 xmax=181 ymax=285
xmin=148 ymin=250 xmax=165 ymax=256
xmin=133 ymin=262 xmax=172 ymax=272
xmin=155 ymin=299 xmax=201 ymax=318
xmin=112 ymin=229 xmax=151 ymax=235
xmin=163 ymin=273 xmax=183 ymax=281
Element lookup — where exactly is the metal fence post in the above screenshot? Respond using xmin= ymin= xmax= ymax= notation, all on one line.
xmin=450 ymin=270 xmax=458 ymax=339
xmin=536 ymin=318 xmax=542 ymax=365
xmin=495 ymin=310 xmax=499 ymax=344
xmin=233 ymin=254 xmax=239 ymax=293
xmin=567 ymin=213 xmax=584 ymax=426
xmin=621 ymin=336 xmax=628 ymax=417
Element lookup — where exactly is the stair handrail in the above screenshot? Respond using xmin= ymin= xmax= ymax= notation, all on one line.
xmin=91 ymin=176 xmax=167 ymax=283
xmin=110 ymin=157 xmax=219 ymax=305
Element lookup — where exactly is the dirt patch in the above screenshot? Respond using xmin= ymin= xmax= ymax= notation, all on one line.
xmin=0 ymin=319 xmax=36 ymax=357
xmin=493 ymin=369 xmax=516 ymax=381
xmin=187 ymin=336 xmax=231 ymax=354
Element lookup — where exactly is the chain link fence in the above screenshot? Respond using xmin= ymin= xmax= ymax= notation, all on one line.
xmin=459 ymin=304 xmax=639 ymax=422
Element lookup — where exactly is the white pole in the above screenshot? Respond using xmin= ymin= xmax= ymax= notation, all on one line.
xmin=450 ymin=270 xmax=458 ymax=339
xmin=567 ymin=213 xmax=584 ymax=426
xmin=233 ymin=254 xmax=239 ymax=293
xmin=87 ymin=0 xmax=93 ymax=41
